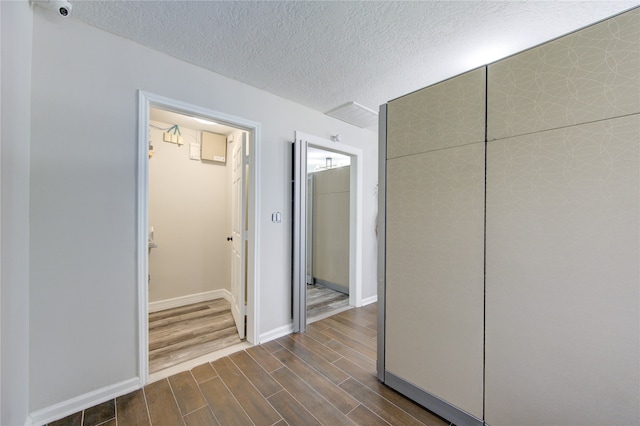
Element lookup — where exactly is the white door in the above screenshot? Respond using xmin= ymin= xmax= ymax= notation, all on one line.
xmin=230 ymin=132 xmax=247 ymax=339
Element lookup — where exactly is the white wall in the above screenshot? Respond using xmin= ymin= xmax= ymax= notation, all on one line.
xmin=29 ymin=9 xmax=377 ymax=415
xmin=148 ymin=121 xmax=230 ymax=302
xmin=1 ymin=1 xmax=32 ymax=425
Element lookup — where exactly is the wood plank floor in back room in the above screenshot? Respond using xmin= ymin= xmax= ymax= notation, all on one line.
xmin=48 ymin=303 xmax=453 ymax=426
xmin=306 ymin=283 xmax=349 ymax=321
xmin=148 ymin=298 xmax=242 ymax=374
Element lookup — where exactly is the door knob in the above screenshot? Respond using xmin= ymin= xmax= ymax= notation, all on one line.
xmin=227 ymin=236 xmax=233 ymax=241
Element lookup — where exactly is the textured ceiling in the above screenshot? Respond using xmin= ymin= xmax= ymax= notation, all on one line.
xmin=70 ymin=1 xmax=639 ymax=120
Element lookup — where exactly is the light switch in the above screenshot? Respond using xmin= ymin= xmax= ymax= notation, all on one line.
xmin=189 ymin=143 xmax=200 ymax=160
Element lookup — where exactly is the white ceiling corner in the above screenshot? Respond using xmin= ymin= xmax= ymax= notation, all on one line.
xmin=70 ymin=1 xmax=640 ymax=129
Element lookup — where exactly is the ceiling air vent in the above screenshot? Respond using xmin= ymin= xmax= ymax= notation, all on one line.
xmin=325 ymin=102 xmax=378 ymax=129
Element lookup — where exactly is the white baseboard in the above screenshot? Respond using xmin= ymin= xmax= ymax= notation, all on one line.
xmin=259 ymin=323 xmax=293 ymax=344
xmin=148 ymin=289 xmax=232 ymax=313
xmin=361 ymin=295 xmax=378 ymax=306
xmin=26 ymin=377 xmax=139 ymax=426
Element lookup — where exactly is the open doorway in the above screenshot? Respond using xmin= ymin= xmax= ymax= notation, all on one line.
xmin=147 ymin=107 xmax=247 ymax=374
xmin=306 ymin=147 xmax=352 ymax=322
xmin=292 ymin=131 xmax=364 ymax=332
xmin=137 ymin=92 xmax=260 ymax=383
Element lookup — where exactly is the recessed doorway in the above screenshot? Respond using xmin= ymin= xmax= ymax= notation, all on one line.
xmin=147 ymin=107 xmax=248 ymax=375
xmin=292 ymin=131 xmax=364 ymax=332
xmin=137 ymin=92 xmax=260 ymax=383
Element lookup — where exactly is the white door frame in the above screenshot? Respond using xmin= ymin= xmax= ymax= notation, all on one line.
xmin=293 ymin=131 xmax=364 ymax=332
xmin=137 ymin=91 xmax=261 ymax=384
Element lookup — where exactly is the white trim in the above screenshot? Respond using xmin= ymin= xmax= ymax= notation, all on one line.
xmin=148 ymin=289 xmax=231 ymax=313
xmin=292 ymin=137 xmax=307 ymax=331
xmin=247 ymin=128 xmax=261 ymax=348
xmin=136 ymin=91 xmax=150 ymax=385
xmin=361 ymin=295 xmax=378 ymax=306
xmin=137 ymin=91 xmax=261 ymax=387
xmin=258 ymin=323 xmax=294 ymax=344
xmin=350 ymin=147 xmax=364 ymax=307
xmin=26 ymin=378 xmax=139 ymax=426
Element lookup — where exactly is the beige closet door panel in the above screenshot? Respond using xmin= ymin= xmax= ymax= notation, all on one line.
xmin=488 ymin=8 xmax=640 ymax=141
xmin=485 ymin=115 xmax=640 ymax=425
xmin=387 ymin=67 xmax=486 ymax=159
xmin=386 ymin=143 xmax=485 ymax=418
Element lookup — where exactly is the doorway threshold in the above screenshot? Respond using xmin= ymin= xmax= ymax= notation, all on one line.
xmin=307 ymin=305 xmax=353 ymax=325
xmin=148 ymin=341 xmax=252 ymax=384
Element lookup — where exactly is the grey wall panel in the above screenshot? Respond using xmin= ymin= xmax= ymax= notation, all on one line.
xmin=382 ymin=8 xmax=640 ymax=426
xmin=387 ymin=67 xmax=486 ymax=159
xmin=485 ymin=115 xmax=640 ymax=425
xmin=312 ymin=166 xmax=350 ymax=290
xmin=385 ymin=143 xmax=485 ymax=419
xmin=488 ymin=8 xmax=640 ymax=141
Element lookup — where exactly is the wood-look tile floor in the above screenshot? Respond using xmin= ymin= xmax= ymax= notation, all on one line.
xmin=149 ymin=299 xmax=242 ymax=373
xmin=48 ymin=303 xmax=453 ymax=426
